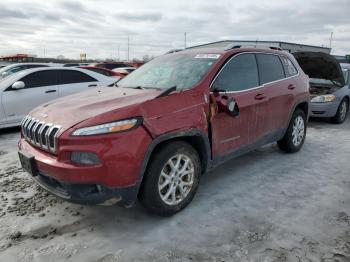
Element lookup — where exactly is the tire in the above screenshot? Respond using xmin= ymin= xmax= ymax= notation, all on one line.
xmin=139 ymin=141 xmax=201 ymax=216
xmin=331 ymin=98 xmax=349 ymax=124
xmin=278 ymin=109 xmax=307 ymax=153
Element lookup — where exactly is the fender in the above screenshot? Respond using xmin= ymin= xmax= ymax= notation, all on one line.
xmin=133 ymin=128 xmax=212 ymax=197
xmin=286 ymin=100 xmax=310 ymax=129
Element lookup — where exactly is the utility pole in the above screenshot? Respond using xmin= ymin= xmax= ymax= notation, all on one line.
xmin=117 ymin=45 xmax=120 ymax=61
xmin=329 ymin=32 xmax=334 ymax=50
xmin=127 ymin=36 xmax=130 ymax=61
xmin=184 ymin=32 xmax=187 ymax=49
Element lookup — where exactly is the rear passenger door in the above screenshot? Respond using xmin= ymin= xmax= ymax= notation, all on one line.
xmin=210 ymin=53 xmax=269 ymax=158
xmin=256 ymin=54 xmax=298 ymax=133
xmin=57 ymin=70 xmax=99 ymax=97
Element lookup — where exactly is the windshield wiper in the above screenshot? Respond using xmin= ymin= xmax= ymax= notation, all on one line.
xmin=155 ymin=86 xmax=177 ymax=98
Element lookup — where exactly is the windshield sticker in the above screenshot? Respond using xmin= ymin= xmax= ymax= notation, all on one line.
xmin=195 ymin=54 xmax=221 ymax=59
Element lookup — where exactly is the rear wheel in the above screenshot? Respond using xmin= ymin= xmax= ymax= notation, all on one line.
xmin=331 ymin=98 xmax=349 ymax=124
xmin=278 ymin=109 xmax=307 ymax=153
xmin=139 ymin=141 xmax=201 ymax=216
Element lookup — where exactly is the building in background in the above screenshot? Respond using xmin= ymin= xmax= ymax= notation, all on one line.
xmin=188 ymin=40 xmax=331 ymax=54
xmin=0 ymin=54 xmax=35 ymax=63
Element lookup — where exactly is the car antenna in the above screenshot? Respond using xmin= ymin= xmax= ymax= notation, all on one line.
xmin=155 ymin=86 xmax=177 ymax=98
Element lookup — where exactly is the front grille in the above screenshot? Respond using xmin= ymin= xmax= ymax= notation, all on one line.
xmin=21 ymin=116 xmax=61 ymax=154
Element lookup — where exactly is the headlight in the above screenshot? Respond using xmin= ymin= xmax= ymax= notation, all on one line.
xmin=72 ymin=118 xmax=141 ymax=136
xmin=311 ymin=95 xmax=336 ymax=103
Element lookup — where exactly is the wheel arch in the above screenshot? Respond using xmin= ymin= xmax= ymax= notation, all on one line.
xmin=136 ymin=129 xmax=211 ymax=194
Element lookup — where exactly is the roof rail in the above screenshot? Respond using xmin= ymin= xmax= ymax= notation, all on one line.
xmin=224 ymin=43 xmax=242 ymax=51
xmin=269 ymin=46 xmax=283 ymax=51
xmin=224 ymin=43 xmax=284 ymax=52
xmin=164 ymin=49 xmax=183 ymax=55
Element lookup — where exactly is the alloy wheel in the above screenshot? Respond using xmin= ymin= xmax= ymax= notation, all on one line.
xmin=158 ymin=154 xmax=194 ymax=206
xmin=292 ymin=115 xmax=305 ymax=147
xmin=339 ymin=101 xmax=347 ymax=122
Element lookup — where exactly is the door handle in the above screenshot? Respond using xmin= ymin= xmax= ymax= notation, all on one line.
xmin=254 ymin=93 xmax=266 ymax=100
xmin=45 ymin=90 xmax=56 ymax=93
xmin=88 ymin=84 xmax=97 ymax=87
xmin=288 ymin=84 xmax=296 ymax=90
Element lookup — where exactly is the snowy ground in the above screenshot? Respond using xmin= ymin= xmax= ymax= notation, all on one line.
xmin=0 ymin=118 xmax=349 ymax=262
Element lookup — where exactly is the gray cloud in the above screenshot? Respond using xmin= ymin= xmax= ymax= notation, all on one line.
xmin=117 ymin=12 xmax=163 ymax=22
xmin=0 ymin=0 xmax=349 ymax=59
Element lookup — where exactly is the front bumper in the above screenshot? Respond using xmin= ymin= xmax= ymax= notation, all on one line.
xmin=32 ymin=170 xmax=137 ymax=206
xmin=310 ymin=101 xmax=340 ymax=118
xmin=18 ymin=126 xmax=152 ymax=206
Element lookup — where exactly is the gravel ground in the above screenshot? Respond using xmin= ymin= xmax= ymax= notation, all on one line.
xmin=0 ymin=117 xmax=349 ymax=262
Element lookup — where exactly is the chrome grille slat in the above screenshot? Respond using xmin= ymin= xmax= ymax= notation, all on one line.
xmin=21 ymin=115 xmax=61 ymax=154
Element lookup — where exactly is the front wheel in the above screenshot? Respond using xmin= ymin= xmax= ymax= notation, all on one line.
xmin=331 ymin=98 xmax=349 ymax=124
xmin=278 ymin=109 xmax=307 ymax=153
xmin=139 ymin=141 xmax=201 ymax=216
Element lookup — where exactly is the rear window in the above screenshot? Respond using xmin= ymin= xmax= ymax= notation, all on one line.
xmin=59 ymin=70 xmax=96 ymax=84
xmin=256 ymin=54 xmax=285 ymax=84
xmin=280 ymin=56 xmax=298 ymax=77
xmin=85 ymin=68 xmax=112 ymax=77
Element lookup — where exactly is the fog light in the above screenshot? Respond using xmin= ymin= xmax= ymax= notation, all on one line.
xmin=71 ymin=152 xmax=100 ymax=165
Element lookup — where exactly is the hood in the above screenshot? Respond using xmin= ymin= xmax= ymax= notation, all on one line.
xmin=293 ymin=52 xmax=345 ymax=86
xmin=29 ymin=87 xmax=160 ymax=130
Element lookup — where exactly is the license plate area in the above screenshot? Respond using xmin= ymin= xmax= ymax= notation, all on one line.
xmin=18 ymin=151 xmax=38 ymax=176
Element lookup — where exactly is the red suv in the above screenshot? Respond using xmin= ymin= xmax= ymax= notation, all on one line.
xmin=19 ymin=47 xmax=317 ymax=215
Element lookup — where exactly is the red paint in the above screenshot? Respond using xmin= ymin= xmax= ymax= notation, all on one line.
xmin=19 ymin=47 xmax=310 ymax=194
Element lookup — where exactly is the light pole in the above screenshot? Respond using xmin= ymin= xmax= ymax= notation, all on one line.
xmin=329 ymin=32 xmax=334 ymax=50
xmin=127 ymin=36 xmax=130 ymax=61
xmin=184 ymin=32 xmax=187 ymax=49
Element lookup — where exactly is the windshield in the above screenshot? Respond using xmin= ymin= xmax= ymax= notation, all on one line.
xmin=117 ymin=53 xmax=219 ymax=90
xmin=310 ymin=68 xmax=348 ymax=86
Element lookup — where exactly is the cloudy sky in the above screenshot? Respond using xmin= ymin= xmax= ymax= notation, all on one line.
xmin=0 ymin=0 xmax=349 ymax=60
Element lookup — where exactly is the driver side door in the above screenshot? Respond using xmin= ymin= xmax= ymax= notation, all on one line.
xmin=210 ymin=53 xmax=269 ymax=161
xmin=2 ymin=70 xmax=59 ymax=125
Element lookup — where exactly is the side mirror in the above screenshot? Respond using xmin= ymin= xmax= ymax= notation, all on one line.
xmin=12 ymin=81 xmax=25 ymax=90
xmin=1 ymin=72 xmax=9 ymax=79
xmin=226 ymin=97 xmax=240 ymax=117
xmin=216 ymin=96 xmax=240 ymax=117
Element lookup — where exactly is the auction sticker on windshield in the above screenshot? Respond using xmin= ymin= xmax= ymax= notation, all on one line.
xmin=194 ymin=54 xmax=221 ymax=59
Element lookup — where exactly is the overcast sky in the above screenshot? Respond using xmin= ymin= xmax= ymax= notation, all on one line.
xmin=1 ymin=0 xmax=349 ymax=60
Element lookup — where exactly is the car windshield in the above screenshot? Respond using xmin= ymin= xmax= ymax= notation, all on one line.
xmin=117 ymin=53 xmax=220 ymax=90
xmin=310 ymin=69 xmax=348 ymax=86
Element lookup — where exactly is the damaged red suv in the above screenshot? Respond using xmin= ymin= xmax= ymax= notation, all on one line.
xmin=19 ymin=46 xmax=317 ymax=215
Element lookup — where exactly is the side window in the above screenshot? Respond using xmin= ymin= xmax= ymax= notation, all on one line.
xmin=7 ymin=66 xmax=24 ymax=74
xmin=19 ymin=70 xmax=59 ymax=88
xmin=280 ymin=56 xmax=298 ymax=77
xmin=27 ymin=64 xmax=49 ymax=69
xmin=59 ymin=70 xmax=97 ymax=84
xmin=256 ymin=54 xmax=285 ymax=84
xmin=212 ymin=54 xmax=259 ymax=92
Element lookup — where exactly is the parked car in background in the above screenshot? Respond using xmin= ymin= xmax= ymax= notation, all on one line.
xmin=0 ymin=63 xmax=58 ymax=80
xmin=79 ymin=66 xmax=121 ymax=79
xmin=294 ymin=52 xmax=349 ymax=124
xmin=0 ymin=67 xmax=116 ymax=129
xmin=63 ymin=63 xmax=90 ymax=67
xmin=112 ymin=67 xmax=136 ymax=78
xmin=19 ymin=47 xmax=340 ymax=216
xmin=94 ymin=62 xmax=129 ymax=70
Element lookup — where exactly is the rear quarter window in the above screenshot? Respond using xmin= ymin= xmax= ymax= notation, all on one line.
xmin=256 ymin=54 xmax=285 ymax=84
xmin=280 ymin=56 xmax=298 ymax=77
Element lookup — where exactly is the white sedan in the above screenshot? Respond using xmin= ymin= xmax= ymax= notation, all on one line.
xmin=0 ymin=67 xmax=118 ymax=128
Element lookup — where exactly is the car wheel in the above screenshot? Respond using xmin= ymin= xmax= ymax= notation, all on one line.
xmin=139 ymin=141 xmax=201 ymax=216
xmin=331 ymin=98 xmax=349 ymax=124
xmin=278 ymin=109 xmax=307 ymax=153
